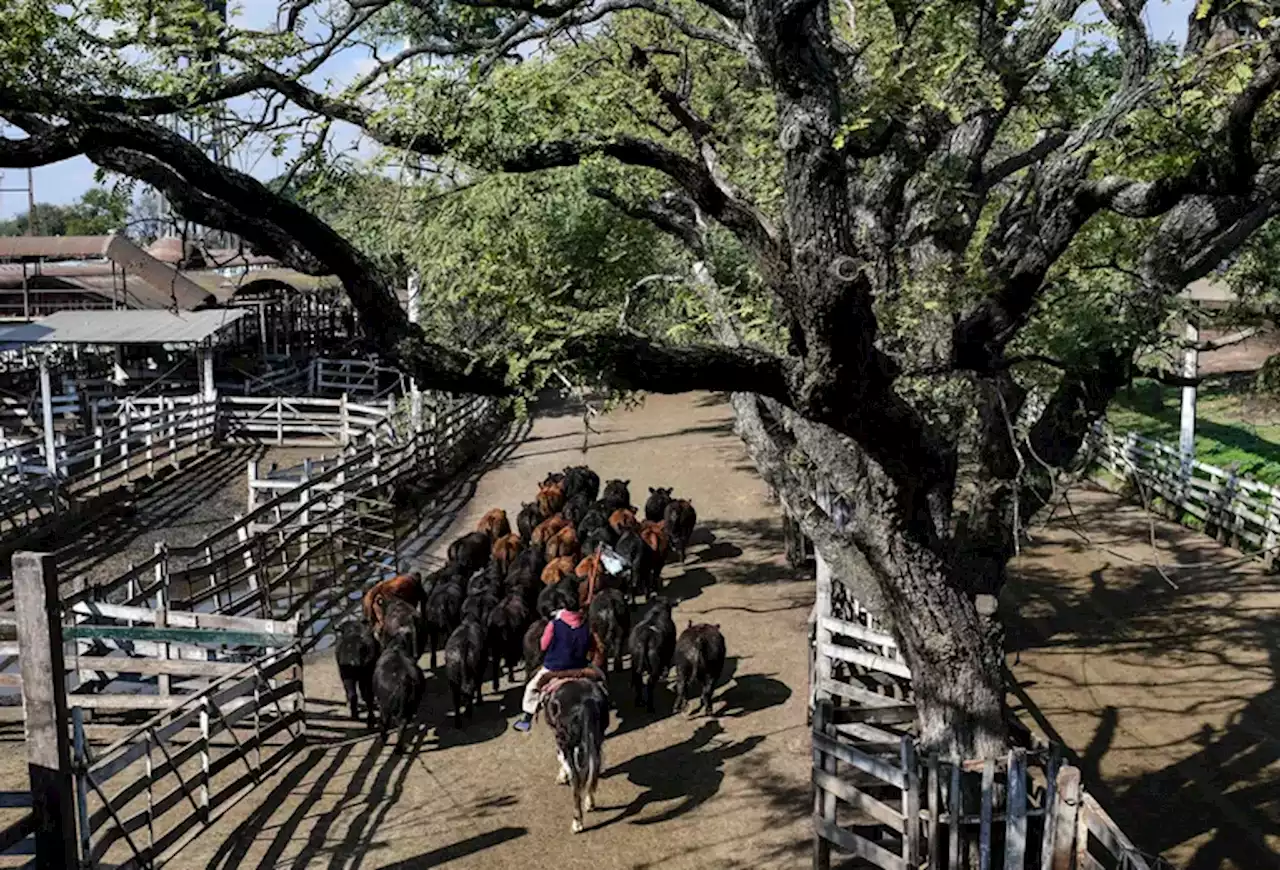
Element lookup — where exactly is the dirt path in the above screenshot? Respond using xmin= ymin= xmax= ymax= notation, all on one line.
xmin=176 ymin=392 xmax=814 ymax=870
xmin=1007 ymin=486 xmax=1280 ymax=869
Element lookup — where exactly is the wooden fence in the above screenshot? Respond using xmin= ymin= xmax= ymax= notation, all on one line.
xmin=1090 ymin=426 xmax=1280 ymax=564
xmin=2 ymin=551 xmax=305 ymax=868
xmin=220 ymin=394 xmax=396 ymax=447
xmin=809 ymin=553 xmax=1161 ymax=869
xmin=308 ymin=358 xmax=403 ymax=401
xmin=71 ymin=645 xmax=304 ymax=867
xmin=812 ymin=700 xmax=1154 ymax=870
xmin=0 ymin=396 xmax=217 ymax=544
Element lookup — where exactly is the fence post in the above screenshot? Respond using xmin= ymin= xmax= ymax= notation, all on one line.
xmin=247 ymin=459 xmax=258 ymax=514
xmin=155 ymin=544 xmax=170 ymax=698
xmin=92 ymin=425 xmax=103 ymax=489
xmin=902 ymin=738 xmax=920 ymax=867
xmin=144 ymin=405 xmax=155 ymax=477
xmin=1048 ymin=765 xmax=1081 ymax=870
xmin=812 ymin=550 xmax=832 ymax=709
xmin=1217 ymin=465 xmax=1240 ymax=546
xmin=1005 ymin=748 xmax=1028 ymax=868
xmin=812 ymin=699 xmax=832 ymax=870
xmin=13 ymin=551 xmax=78 ymax=870
xmin=167 ymin=396 xmax=179 ymax=470
xmin=1265 ymin=491 xmax=1280 ymax=570
xmin=72 ymin=708 xmax=91 ymax=865
xmin=340 ymin=394 xmax=351 ymax=446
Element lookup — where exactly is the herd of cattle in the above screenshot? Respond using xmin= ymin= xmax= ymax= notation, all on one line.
xmin=333 ymin=464 xmax=729 ymax=749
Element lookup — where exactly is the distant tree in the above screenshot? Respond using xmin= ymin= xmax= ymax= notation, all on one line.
xmin=0 ymin=186 xmax=129 ymax=236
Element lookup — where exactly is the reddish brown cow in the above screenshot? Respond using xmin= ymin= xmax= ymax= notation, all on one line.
xmin=362 ymin=574 xmax=425 ymax=632
xmin=532 ymin=515 xmax=570 ymax=550
xmin=492 ymin=533 xmax=523 ymax=574
xmin=477 ymin=508 xmax=511 ymax=543
xmin=609 ymin=508 xmax=639 ymax=535
xmin=537 ymin=483 xmax=566 ymax=519
xmin=546 ymin=526 xmax=580 ymax=561
xmin=639 ymin=520 xmax=670 ymax=565
xmin=541 ymin=556 xmax=577 ymax=586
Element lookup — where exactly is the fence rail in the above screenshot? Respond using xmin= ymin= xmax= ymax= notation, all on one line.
xmin=808 ymin=543 xmax=1156 ymax=868
xmin=1091 ymin=426 xmax=1280 ymax=565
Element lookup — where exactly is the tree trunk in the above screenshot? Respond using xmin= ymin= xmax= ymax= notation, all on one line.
xmin=732 ymin=392 xmax=1008 ymax=758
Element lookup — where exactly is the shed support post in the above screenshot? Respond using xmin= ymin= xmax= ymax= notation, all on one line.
xmin=1179 ymin=318 xmax=1199 ymax=479
xmin=13 ymin=552 xmax=78 ymax=870
xmin=407 ymin=272 xmax=423 ymax=434
xmin=112 ymin=345 xmax=127 ymax=386
xmin=199 ymin=344 xmax=216 ymax=403
xmin=38 ymin=356 xmax=56 ymax=479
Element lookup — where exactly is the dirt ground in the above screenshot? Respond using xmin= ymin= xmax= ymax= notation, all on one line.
xmin=1007 ymin=486 xmax=1280 ymax=869
xmin=49 ymin=444 xmax=317 ymax=588
xmin=174 ymin=392 xmax=815 ymax=870
xmin=1198 ymin=327 xmax=1280 ymax=376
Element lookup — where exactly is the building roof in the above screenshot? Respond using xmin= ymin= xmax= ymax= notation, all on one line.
xmin=1181 ymin=278 xmax=1240 ymax=310
xmin=0 ymin=236 xmax=113 ymax=261
xmin=0 ymin=308 xmax=249 ymax=346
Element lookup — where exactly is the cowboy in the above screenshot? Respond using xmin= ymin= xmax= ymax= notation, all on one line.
xmin=512 ymin=595 xmax=603 ymax=733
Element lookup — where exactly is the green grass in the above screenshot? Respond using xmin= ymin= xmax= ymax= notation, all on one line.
xmin=1106 ymin=378 xmax=1280 ymax=485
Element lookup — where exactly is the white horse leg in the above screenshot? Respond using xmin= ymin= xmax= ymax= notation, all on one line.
xmin=556 ymin=750 xmax=570 ymax=785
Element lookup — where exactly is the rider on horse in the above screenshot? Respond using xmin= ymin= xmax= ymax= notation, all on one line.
xmin=513 ymin=595 xmax=604 ymax=733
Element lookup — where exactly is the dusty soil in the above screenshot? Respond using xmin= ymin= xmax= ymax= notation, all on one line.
xmin=1007 ymin=485 xmax=1280 ymax=869
xmin=49 ymin=444 xmax=317 ymax=588
xmin=174 ymin=392 xmax=816 ymax=870
xmin=1198 ymin=327 xmax=1280 ymax=376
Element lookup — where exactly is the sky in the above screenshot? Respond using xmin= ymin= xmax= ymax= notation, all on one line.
xmin=0 ymin=0 xmax=1196 ymax=219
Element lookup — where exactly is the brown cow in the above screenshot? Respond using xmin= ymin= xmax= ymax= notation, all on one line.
xmin=609 ymin=508 xmax=639 ymax=535
xmin=532 ymin=515 xmax=569 ymax=549
xmin=362 ymin=573 xmax=425 ymax=632
xmin=492 ymin=533 xmax=523 ymax=574
xmin=638 ymin=520 xmax=670 ymax=565
xmin=541 ymin=556 xmax=577 ymax=586
xmin=537 ymin=482 xmax=566 ymax=519
xmin=476 ymin=508 xmax=511 ymax=543
xmin=546 ymin=526 xmax=580 ymax=561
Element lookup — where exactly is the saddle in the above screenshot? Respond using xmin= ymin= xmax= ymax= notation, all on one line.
xmin=535 ymin=667 xmax=606 ymax=698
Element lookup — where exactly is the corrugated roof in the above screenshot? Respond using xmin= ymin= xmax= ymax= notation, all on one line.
xmin=0 ymin=236 xmax=113 ymax=261
xmin=0 ymin=308 xmax=249 ymax=345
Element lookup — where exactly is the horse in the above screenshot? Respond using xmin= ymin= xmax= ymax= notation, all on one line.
xmin=543 ymin=676 xmax=610 ymax=833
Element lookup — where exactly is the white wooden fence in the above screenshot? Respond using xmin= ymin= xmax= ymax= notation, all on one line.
xmin=1090 ymin=426 xmax=1280 ymax=564
xmin=220 ymin=394 xmax=397 ymax=447
xmin=0 ymin=397 xmax=218 ymax=541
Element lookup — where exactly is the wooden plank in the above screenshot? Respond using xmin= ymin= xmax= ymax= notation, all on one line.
xmin=817 ymin=677 xmax=911 ymax=710
xmin=979 ymin=757 xmax=994 ymax=870
xmin=926 ymin=753 xmax=940 ymax=869
xmin=1050 ymin=766 xmax=1081 ymax=870
xmin=902 ymin=738 xmax=919 ymax=867
xmin=812 ymin=768 xmax=904 ymax=832
xmin=813 ymin=816 xmax=908 ymax=870
xmin=12 ymin=551 xmax=78 ymax=870
xmin=65 ymin=625 xmax=295 ymax=647
xmin=819 ymin=615 xmax=899 ymax=651
xmin=812 ymin=732 xmax=905 ymax=789
xmin=68 ymin=602 xmax=295 ymax=636
xmin=819 ymin=642 xmax=913 ymax=679
xmin=70 ymin=657 xmax=247 ymax=679
xmin=813 ymin=700 xmax=832 ymax=870
xmin=1005 ymin=748 xmax=1028 ymax=868
xmin=833 ymin=721 xmax=903 ymax=747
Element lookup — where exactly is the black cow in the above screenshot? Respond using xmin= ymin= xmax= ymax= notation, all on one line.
xmin=672 ymin=622 xmax=726 ymax=716
xmin=628 ymin=597 xmax=677 ymax=713
xmin=335 ymin=619 xmax=379 ymax=726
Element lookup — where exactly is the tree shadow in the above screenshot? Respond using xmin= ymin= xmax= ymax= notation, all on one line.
xmin=599 ymin=720 xmax=765 ymax=828
xmin=661 ymin=566 xmax=717 ymax=602
xmin=377 ymin=827 xmax=528 ymax=868
xmin=716 ymin=673 xmax=792 ymax=718
xmin=1007 ymin=488 xmax=1280 ymax=865
xmin=697 ymin=540 xmax=743 ymax=564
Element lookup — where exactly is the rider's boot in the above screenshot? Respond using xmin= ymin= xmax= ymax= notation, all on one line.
xmin=512 ymin=712 xmax=533 ymax=733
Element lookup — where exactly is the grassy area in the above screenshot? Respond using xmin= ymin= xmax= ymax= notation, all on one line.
xmin=1107 ymin=378 xmax=1280 ymax=484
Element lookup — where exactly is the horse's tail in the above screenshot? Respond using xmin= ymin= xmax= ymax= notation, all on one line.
xmin=568 ymin=694 xmax=603 ymax=795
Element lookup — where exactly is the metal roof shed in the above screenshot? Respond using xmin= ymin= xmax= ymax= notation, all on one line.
xmin=0 ymin=309 xmax=249 ymax=476
xmin=0 ymin=308 xmax=248 ymax=346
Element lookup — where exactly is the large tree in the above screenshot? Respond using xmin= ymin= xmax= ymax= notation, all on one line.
xmin=3 ymin=0 xmax=1278 ymax=757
